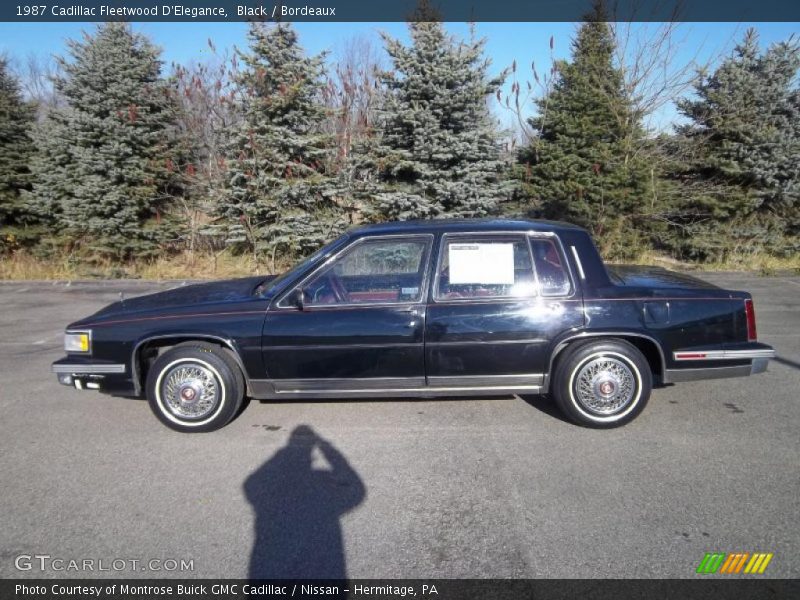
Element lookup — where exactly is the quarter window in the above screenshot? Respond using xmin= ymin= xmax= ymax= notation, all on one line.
xmin=436 ymin=236 xmax=536 ymax=300
xmin=530 ymin=238 xmax=572 ymax=296
xmin=298 ymin=237 xmax=431 ymax=306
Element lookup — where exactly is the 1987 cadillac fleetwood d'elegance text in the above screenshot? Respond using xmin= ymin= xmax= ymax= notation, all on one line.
xmin=52 ymin=219 xmax=775 ymax=432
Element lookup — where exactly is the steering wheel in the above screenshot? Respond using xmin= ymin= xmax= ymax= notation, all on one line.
xmin=327 ymin=272 xmax=350 ymax=303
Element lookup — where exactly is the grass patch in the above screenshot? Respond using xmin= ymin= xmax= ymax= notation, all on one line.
xmin=614 ymin=250 xmax=800 ymax=275
xmin=698 ymin=252 xmax=800 ymax=275
xmin=0 ymin=250 xmax=285 ymax=281
xmin=0 ymin=252 xmax=82 ymax=280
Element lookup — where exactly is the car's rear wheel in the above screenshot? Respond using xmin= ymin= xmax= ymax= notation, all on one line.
xmin=146 ymin=343 xmax=244 ymax=433
xmin=552 ymin=339 xmax=651 ymax=428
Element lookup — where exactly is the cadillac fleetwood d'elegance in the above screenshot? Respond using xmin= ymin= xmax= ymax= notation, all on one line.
xmin=52 ymin=219 xmax=775 ymax=432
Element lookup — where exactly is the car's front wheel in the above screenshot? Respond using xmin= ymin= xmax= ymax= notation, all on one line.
xmin=552 ymin=339 xmax=651 ymax=428
xmin=146 ymin=343 xmax=245 ymax=433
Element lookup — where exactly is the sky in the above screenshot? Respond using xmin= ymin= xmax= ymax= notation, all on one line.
xmin=0 ymin=20 xmax=798 ymax=132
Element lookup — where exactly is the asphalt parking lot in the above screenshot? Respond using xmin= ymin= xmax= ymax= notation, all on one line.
xmin=0 ymin=273 xmax=798 ymax=579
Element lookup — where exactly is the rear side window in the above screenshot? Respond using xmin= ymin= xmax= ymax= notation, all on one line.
xmin=530 ymin=238 xmax=572 ymax=296
xmin=436 ymin=235 xmax=535 ymax=300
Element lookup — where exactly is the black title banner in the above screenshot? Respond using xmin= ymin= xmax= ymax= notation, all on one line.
xmin=4 ymin=579 xmax=800 ymax=600
xmin=3 ymin=0 xmax=800 ymax=22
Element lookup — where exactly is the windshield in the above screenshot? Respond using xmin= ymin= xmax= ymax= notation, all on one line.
xmin=255 ymin=233 xmax=351 ymax=297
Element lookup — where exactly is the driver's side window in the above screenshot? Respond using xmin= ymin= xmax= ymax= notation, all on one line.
xmin=300 ymin=236 xmax=431 ymax=306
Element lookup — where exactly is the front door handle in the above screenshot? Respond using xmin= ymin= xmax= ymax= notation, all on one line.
xmin=398 ymin=307 xmax=421 ymax=327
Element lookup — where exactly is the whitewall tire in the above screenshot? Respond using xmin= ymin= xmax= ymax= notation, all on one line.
xmin=146 ymin=343 xmax=245 ymax=433
xmin=552 ymin=340 xmax=652 ymax=428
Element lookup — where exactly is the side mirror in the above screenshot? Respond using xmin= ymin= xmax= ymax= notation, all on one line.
xmin=288 ymin=288 xmax=305 ymax=311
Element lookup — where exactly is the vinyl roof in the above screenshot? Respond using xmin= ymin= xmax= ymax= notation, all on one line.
xmin=349 ymin=217 xmax=586 ymax=236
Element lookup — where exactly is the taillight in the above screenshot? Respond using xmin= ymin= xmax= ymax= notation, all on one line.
xmin=744 ymin=299 xmax=757 ymax=341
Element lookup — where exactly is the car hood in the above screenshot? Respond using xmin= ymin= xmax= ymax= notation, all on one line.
xmin=83 ymin=275 xmax=277 ymax=322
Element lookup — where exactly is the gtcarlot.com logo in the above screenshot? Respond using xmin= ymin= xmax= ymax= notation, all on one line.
xmin=15 ymin=554 xmax=194 ymax=573
xmin=696 ymin=552 xmax=774 ymax=574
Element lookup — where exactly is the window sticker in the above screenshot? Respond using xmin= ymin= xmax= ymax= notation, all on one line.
xmin=448 ymin=243 xmax=515 ymax=284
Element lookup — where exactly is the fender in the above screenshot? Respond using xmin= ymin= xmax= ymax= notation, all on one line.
xmin=543 ymin=330 xmax=666 ymax=392
xmin=131 ymin=333 xmax=250 ymax=396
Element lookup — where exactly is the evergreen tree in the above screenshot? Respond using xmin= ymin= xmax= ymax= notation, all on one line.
xmin=219 ymin=23 xmax=343 ymax=268
xmin=520 ymin=7 xmax=651 ymax=257
xmin=359 ymin=19 xmax=512 ymax=222
xmin=29 ymin=23 xmax=179 ymax=260
xmin=0 ymin=57 xmax=36 ymax=247
xmin=671 ymin=29 xmax=800 ymax=259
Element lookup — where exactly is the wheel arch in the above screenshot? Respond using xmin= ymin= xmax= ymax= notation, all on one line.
xmin=545 ymin=331 xmax=665 ymax=392
xmin=132 ymin=334 xmax=250 ymax=397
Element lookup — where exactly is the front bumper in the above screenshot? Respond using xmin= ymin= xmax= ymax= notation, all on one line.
xmin=52 ymin=357 xmax=133 ymax=394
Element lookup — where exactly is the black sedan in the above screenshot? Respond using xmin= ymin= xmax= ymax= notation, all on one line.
xmin=52 ymin=219 xmax=775 ymax=432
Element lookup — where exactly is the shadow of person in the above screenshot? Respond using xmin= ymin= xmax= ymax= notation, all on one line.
xmin=245 ymin=425 xmax=366 ymax=580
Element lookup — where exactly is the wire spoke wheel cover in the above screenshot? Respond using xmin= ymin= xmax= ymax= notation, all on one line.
xmin=147 ymin=343 xmax=245 ymax=432
xmin=160 ymin=362 xmax=220 ymax=420
xmin=572 ymin=353 xmax=638 ymax=416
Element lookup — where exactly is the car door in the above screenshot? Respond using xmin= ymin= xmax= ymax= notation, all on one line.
xmin=424 ymin=232 xmax=584 ymax=390
xmin=262 ymin=234 xmax=433 ymax=392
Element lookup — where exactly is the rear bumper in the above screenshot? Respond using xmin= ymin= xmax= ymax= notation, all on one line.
xmin=664 ymin=343 xmax=775 ymax=384
xmin=672 ymin=347 xmax=776 ymax=362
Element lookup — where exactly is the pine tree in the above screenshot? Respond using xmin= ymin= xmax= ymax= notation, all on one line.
xmin=218 ymin=23 xmax=344 ymax=268
xmin=359 ymin=19 xmax=512 ymax=222
xmin=0 ymin=57 xmax=36 ymax=247
xmin=520 ymin=7 xmax=651 ymax=258
xmin=671 ymin=29 xmax=800 ymax=259
xmin=28 ymin=23 xmax=179 ymax=260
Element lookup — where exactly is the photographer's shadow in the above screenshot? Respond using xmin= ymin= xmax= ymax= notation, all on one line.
xmin=245 ymin=425 xmax=366 ymax=579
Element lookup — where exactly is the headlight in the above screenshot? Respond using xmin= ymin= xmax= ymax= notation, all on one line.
xmin=64 ymin=332 xmax=91 ymax=353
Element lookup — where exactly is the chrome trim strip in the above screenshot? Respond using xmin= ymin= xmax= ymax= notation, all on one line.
xmin=570 ymin=245 xmax=586 ymax=280
xmin=425 ymin=338 xmax=547 ymax=347
xmin=266 ymin=339 xmax=548 ymax=351
xmin=271 ymin=377 xmax=426 ymax=392
xmin=275 ymin=385 xmax=541 ymax=398
xmin=584 ymin=296 xmax=742 ymax=303
xmin=264 ymin=342 xmax=420 ymax=351
xmin=427 ymin=373 xmax=543 ymax=387
xmin=672 ymin=349 xmax=776 ymax=361
xmin=248 ymin=377 xmax=544 ymax=399
xmin=271 ymin=302 xmax=423 ymax=313
xmin=52 ymin=363 xmax=126 ymax=374
xmin=252 ymin=385 xmax=542 ymax=400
